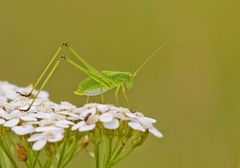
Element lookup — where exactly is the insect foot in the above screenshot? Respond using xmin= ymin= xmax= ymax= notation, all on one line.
xmin=62 ymin=41 xmax=70 ymax=47
xmin=18 ymin=106 xmax=31 ymax=112
xmin=15 ymin=84 xmax=34 ymax=98
xmin=60 ymin=54 xmax=67 ymax=60
xmin=16 ymin=91 xmax=32 ymax=98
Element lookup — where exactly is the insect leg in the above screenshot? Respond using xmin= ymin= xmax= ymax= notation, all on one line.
xmin=17 ymin=47 xmax=63 ymax=97
xmin=63 ymin=45 xmax=117 ymax=87
xmin=86 ymin=96 xmax=90 ymax=104
xmin=115 ymin=85 xmax=121 ymax=105
xmin=20 ymin=57 xmax=63 ymax=111
xmin=100 ymin=88 xmax=104 ymax=103
xmin=122 ymin=83 xmax=130 ymax=108
xmin=65 ymin=57 xmax=114 ymax=89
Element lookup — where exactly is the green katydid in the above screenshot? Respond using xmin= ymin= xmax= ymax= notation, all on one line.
xmin=19 ymin=38 xmax=174 ymax=111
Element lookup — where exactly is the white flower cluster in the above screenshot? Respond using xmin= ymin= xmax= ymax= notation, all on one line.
xmin=0 ymin=81 xmax=163 ymax=151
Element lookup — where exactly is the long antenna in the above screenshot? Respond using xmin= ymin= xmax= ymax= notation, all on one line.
xmin=133 ymin=36 xmax=176 ymax=77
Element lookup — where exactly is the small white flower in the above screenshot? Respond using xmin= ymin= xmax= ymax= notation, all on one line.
xmin=4 ymin=118 xmax=20 ymax=127
xmin=99 ymin=112 xmax=114 ymax=123
xmin=0 ymin=96 xmax=7 ymax=104
xmin=7 ymin=96 xmax=30 ymax=110
xmin=35 ymin=113 xmax=74 ymax=128
xmin=12 ymin=123 xmax=34 ymax=135
xmin=103 ymin=119 xmax=119 ymax=130
xmin=5 ymin=109 xmax=37 ymax=121
xmin=72 ymin=121 xmax=96 ymax=132
xmin=36 ymin=101 xmax=56 ymax=113
xmin=34 ymin=126 xmax=60 ymax=132
xmin=138 ymin=117 xmax=163 ymax=138
xmin=96 ymin=104 xmax=109 ymax=113
xmin=99 ymin=112 xmax=120 ymax=130
xmin=54 ymin=102 xmax=76 ymax=112
xmin=55 ymin=120 xmax=74 ymax=128
xmin=126 ymin=112 xmax=163 ymax=138
xmin=72 ymin=109 xmax=98 ymax=132
xmin=2 ymin=110 xmax=38 ymax=128
xmin=0 ymin=82 xmax=18 ymax=100
xmin=15 ymin=85 xmax=32 ymax=96
xmin=32 ymin=90 xmax=49 ymax=99
xmin=16 ymin=85 xmax=49 ymax=100
xmin=29 ymin=112 xmax=54 ymax=119
xmin=0 ymin=108 xmax=7 ymax=117
xmin=128 ymin=122 xmax=145 ymax=132
xmin=83 ymin=103 xmax=98 ymax=109
xmin=98 ymin=108 xmax=130 ymax=130
xmin=57 ymin=111 xmax=82 ymax=121
xmin=28 ymin=127 xmax=64 ymax=151
xmin=80 ymin=108 xmax=96 ymax=118
xmin=0 ymin=118 xmax=5 ymax=125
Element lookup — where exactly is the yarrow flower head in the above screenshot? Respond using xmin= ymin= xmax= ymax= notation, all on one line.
xmin=0 ymin=81 xmax=163 ymax=168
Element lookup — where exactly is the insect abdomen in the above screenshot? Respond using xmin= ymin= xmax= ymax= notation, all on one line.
xmin=75 ymin=71 xmax=134 ymax=97
xmin=75 ymin=77 xmax=110 ymax=96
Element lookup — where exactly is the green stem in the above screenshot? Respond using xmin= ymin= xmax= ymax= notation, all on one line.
xmin=104 ymin=137 xmax=113 ymax=168
xmin=60 ymin=137 xmax=81 ymax=168
xmin=94 ymin=143 xmax=100 ymax=168
xmin=110 ymin=137 xmax=121 ymax=161
xmin=22 ymin=137 xmax=33 ymax=168
xmin=34 ymin=152 xmax=42 ymax=168
xmin=43 ymin=156 xmax=53 ymax=168
xmin=110 ymin=142 xmax=125 ymax=164
xmin=0 ymin=141 xmax=18 ymax=168
xmin=109 ymin=132 xmax=133 ymax=165
xmin=0 ymin=146 xmax=10 ymax=168
xmin=56 ymin=138 xmax=68 ymax=168
xmin=110 ymin=132 xmax=148 ymax=167
xmin=110 ymin=147 xmax=135 ymax=167
xmin=61 ymin=148 xmax=80 ymax=168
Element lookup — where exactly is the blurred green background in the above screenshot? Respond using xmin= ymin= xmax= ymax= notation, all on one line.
xmin=0 ymin=0 xmax=240 ymax=167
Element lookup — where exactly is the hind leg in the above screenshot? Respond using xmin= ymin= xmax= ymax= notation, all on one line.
xmin=86 ymin=96 xmax=90 ymax=104
xmin=20 ymin=57 xmax=63 ymax=111
xmin=100 ymin=87 xmax=105 ymax=104
xmin=17 ymin=47 xmax=63 ymax=98
xmin=101 ymin=94 xmax=104 ymax=104
xmin=122 ymin=84 xmax=130 ymax=108
xmin=115 ymin=85 xmax=121 ymax=105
